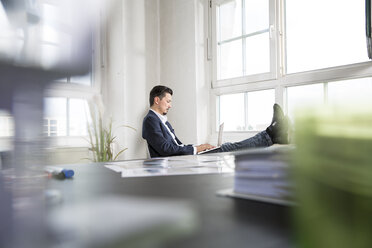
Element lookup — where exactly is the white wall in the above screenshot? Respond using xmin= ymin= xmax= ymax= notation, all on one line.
xmin=104 ymin=0 xmax=160 ymax=160
xmin=159 ymin=0 xmax=210 ymax=145
xmin=104 ymin=0 xmax=210 ymax=159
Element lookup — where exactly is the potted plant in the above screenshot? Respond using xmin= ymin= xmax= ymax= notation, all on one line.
xmin=86 ymin=98 xmax=135 ymax=162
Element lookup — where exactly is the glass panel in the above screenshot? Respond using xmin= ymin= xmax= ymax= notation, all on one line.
xmin=218 ymin=39 xmax=243 ymax=80
xmin=69 ymin=99 xmax=90 ymax=136
xmin=43 ymin=24 xmax=59 ymax=44
xmin=245 ymin=0 xmax=269 ymax=34
xmin=245 ymin=32 xmax=270 ymax=75
xmin=219 ymin=93 xmax=245 ymax=131
xmin=328 ymin=78 xmax=372 ymax=107
xmin=286 ymin=84 xmax=324 ymax=121
xmin=44 ymin=97 xmax=67 ymax=136
xmin=217 ymin=0 xmax=242 ymax=42
xmin=286 ymin=0 xmax=367 ymax=73
xmin=41 ymin=44 xmax=60 ymax=68
xmin=42 ymin=3 xmax=59 ymax=23
xmin=70 ymin=73 xmax=91 ymax=86
xmin=247 ymin=89 xmax=275 ymax=131
xmin=0 ymin=111 xmax=14 ymax=137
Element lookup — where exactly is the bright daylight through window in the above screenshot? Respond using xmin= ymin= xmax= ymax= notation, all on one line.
xmin=218 ymin=89 xmax=275 ymax=131
xmin=216 ymin=0 xmax=270 ymax=80
xmin=286 ymin=78 xmax=372 ymax=120
xmin=214 ymin=0 xmax=372 ymax=132
xmin=286 ymin=0 xmax=367 ymax=73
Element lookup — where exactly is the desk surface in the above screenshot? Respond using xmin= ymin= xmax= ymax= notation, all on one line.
xmin=47 ymin=156 xmax=293 ymax=248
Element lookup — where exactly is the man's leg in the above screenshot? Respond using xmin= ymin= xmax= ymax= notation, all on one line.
xmin=204 ymin=104 xmax=288 ymax=154
xmin=265 ymin=104 xmax=289 ymax=144
xmin=213 ymin=131 xmax=273 ymax=153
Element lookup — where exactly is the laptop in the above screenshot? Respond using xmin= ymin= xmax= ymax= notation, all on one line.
xmin=198 ymin=122 xmax=224 ymax=154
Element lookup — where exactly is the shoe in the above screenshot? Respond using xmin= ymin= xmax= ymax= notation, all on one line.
xmin=266 ymin=104 xmax=289 ymax=144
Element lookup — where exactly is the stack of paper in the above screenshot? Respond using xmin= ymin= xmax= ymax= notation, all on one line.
xmin=232 ymin=147 xmax=294 ymax=204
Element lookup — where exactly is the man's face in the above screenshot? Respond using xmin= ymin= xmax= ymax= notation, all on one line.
xmin=155 ymin=93 xmax=172 ymax=115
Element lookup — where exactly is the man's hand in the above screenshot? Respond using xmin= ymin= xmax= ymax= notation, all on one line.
xmin=196 ymin=144 xmax=216 ymax=153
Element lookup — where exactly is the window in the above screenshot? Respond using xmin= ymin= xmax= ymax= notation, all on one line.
xmin=43 ymin=98 xmax=90 ymax=137
xmin=215 ymin=0 xmax=274 ymax=81
xmin=44 ymin=97 xmax=67 ymax=136
xmin=218 ymin=89 xmax=275 ymax=131
xmin=286 ymin=0 xmax=367 ymax=73
xmin=328 ymin=78 xmax=372 ymax=106
xmin=286 ymin=84 xmax=324 ymax=121
xmin=211 ymin=0 xmax=372 ymax=135
xmin=286 ymin=78 xmax=372 ymax=121
xmin=0 ymin=111 xmax=14 ymax=137
xmin=218 ymin=93 xmax=245 ymax=131
xmin=69 ymin=99 xmax=90 ymax=136
xmin=246 ymin=89 xmax=275 ymax=130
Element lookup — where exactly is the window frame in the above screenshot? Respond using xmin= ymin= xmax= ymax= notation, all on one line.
xmin=216 ymin=89 xmax=276 ymax=132
xmin=210 ymin=0 xmax=372 ymax=137
xmin=211 ymin=0 xmax=280 ymax=88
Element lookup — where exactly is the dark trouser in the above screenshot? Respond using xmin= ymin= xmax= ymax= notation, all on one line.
xmin=205 ymin=131 xmax=273 ymax=154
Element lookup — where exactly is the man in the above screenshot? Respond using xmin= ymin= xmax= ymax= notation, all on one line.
xmin=142 ymin=85 xmax=289 ymax=158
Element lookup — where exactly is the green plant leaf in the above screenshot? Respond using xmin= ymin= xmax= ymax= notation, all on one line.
xmin=84 ymin=102 xmax=136 ymax=162
xmin=114 ymin=148 xmax=128 ymax=161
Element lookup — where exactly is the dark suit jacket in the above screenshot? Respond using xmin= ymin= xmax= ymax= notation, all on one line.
xmin=142 ymin=110 xmax=194 ymax=157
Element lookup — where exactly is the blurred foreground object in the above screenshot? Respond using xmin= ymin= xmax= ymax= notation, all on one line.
xmin=0 ymin=0 xmax=100 ymax=247
xmin=0 ymin=0 xmax=94 ymax=72
xmin=292 ymin=107 xmax=372 ymax=248
xmin=48 ymin=196 xmax=197 ymax=248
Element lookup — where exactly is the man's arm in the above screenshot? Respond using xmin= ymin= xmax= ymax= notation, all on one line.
xmin=143 ymin=115 xmax=194 ymax=156
xmin=170 ymin=124 xmax=215 ymax=154
xmin=196 ymin=144 xmax=216 ymax=153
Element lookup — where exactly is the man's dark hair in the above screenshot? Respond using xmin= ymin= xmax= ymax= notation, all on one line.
xmin=149 ymin=85 xmax=173 ymax=106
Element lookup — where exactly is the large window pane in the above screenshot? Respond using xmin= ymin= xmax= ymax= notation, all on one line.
xmin=69 ymin=99 xmax=90 ymax=136
xmin=216 ymin=0 xmax=271 ymax=80
xmin=218 ymin=40 xmax=243 ymax=79
xmin=247 ymin=89 xmax=275 ymax=130
xmin=217 ymin=0 xmax=242 ymax=41
xmin=42 ymin=24 xmax=59 ymax=44
xmin=41 ymin=44 xmax=60 ymax=68
xmin=245 ymin=32 xmax=270 ymax=75
xmin=219 ymin=93 xmax=245 ymax=131
xmin=44 ymin=97 xmax=67 ymax=136
xmin=245 ymin=0 xmax=269 ymax=34
xmin=42 ymin=3 xmax=59 ymax=23
xmin=0 ymin=111 xmax=14 ymax=137
xmin=286 ymin=0 xmax=367 ymax=73
xmin=286 ymin=84 xmax=324 ymax=121
xmin=328 ymin=78 xmax=372 ymax=106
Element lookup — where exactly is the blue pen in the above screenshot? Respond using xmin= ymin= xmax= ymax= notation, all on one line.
xmin=45 ymin=166 xmax=74 ymax=179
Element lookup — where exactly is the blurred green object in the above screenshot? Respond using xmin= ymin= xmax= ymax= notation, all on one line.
xmin=292 ymin=107 xmax=372 ymax=248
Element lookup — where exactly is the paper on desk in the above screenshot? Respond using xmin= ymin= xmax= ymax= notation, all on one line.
xmin=116 ymin=165 xmax=233 ymax=178
xmin=104 ymin=155 xmax=234 ymax=178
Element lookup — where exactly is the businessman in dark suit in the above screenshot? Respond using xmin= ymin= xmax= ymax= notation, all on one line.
xmin=142 ymin=85 xmax=288 ymax=158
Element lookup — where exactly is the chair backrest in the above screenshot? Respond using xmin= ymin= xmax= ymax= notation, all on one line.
xmin=145 ymin=143 xmax=151 ymax=159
